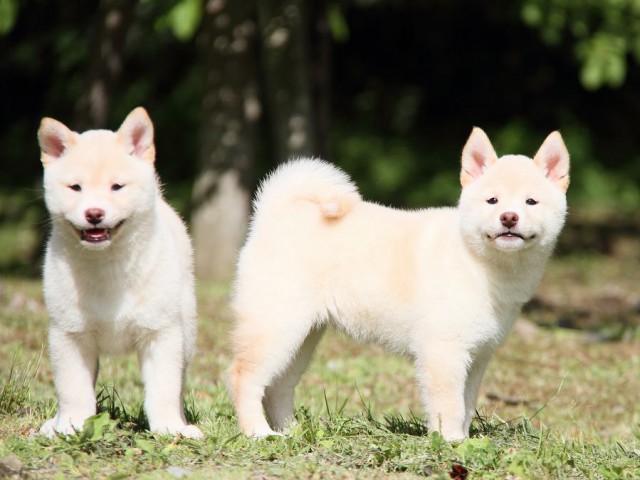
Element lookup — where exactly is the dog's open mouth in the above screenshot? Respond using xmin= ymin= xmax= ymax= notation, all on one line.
xmin=496 ymin=231 xmax=524 ymax=240
xmin=78 ymin=221 xmax=125 ymax=243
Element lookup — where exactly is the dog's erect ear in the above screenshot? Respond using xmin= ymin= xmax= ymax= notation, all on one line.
xmin=533 ymin=131 xmax=570 ymax=192
xmin=38 ymin=118 xmax=77 ymax=166
xmin=117 ymin=107 xmax=155 ymax=164
xmin=460 ymin=127 xmax=498 ymax=187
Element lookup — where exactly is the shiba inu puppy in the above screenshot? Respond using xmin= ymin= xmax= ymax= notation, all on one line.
xmin=38 ymin=107 xmax=202 ymax=439
xmin=228 ymin=128 xmax=570 ymax=441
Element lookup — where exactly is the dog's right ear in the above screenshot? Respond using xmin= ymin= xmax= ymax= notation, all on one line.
xmin=38 ymin=118 xmax=76 ymax=166
xmin=460 ymin=127 xmax=498 ymax=187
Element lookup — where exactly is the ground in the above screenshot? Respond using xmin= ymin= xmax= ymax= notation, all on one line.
xmin=0 ymin=215 xmax=639 ymax=478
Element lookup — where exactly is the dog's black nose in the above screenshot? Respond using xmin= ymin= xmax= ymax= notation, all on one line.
xmin=500 ymin=211 xmax=518 ymax=228
xmin=85 ymin=208 xmax=105 ymax=225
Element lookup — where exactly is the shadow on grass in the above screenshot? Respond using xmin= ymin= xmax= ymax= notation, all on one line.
xmin=95 ymin=385 xmax=202 ymax=433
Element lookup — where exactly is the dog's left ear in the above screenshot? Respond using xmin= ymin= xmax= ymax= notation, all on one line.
xmin=460 ymin=127 xmax=498 ymax=187
xmin=533 ymin=131 xmax=570 ymax=192
xmin=117 ymin=107 xmax=155 ymax=164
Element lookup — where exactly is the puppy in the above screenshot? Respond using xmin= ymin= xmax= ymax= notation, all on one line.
xmin=228 ymin=128 xmax=570 ymax=441
xmin=38 ymin=107 xmax=202 ymax=439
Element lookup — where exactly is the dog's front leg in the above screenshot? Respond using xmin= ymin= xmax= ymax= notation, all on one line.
xmin=137 ymin=326 xmax=203 ymax=439
xmin=416 ymin=345 xmax=471 ymax=441
xmin=40 ymin=329 xmax=98 ymax=437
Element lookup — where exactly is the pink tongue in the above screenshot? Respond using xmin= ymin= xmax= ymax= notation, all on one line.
xmin=84 ymin=228 xmax=108 ymax=242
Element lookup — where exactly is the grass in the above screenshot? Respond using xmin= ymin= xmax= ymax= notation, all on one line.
xmin=1 ymin=223 xmax=639 ymax=478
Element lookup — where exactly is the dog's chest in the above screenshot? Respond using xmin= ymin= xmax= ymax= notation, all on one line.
xmin=78 ymin=286 xmax=162 ymax=354
xmin=78 ymin=278 xmax=161 ymax=325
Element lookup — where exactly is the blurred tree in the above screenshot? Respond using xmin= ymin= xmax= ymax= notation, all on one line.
xmin=521 ymin=0 xmax=640 ymax=90
xmin=191 ymin=0 xmax=260 ymax=282
xmin=258 ymin=0 xmax=318 ymax=161
xmin=192 ymin=0 xmax=329 ymax=282
xmin=4 ymin=0 xmax=640 ymax=278
xmin=74 ymin=0 xmax=137 ymax=130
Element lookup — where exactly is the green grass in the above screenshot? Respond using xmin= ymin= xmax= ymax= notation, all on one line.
xmin=1 ymin=242 xmax=640 ymax=478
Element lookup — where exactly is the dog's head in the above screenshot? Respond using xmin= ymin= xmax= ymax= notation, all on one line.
xmin=458 ymin=127 xmax=570 ymax=257
xmin=38 ymin=107 xmax=158 ymax=250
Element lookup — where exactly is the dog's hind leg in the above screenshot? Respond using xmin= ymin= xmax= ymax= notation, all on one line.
xmin=228 ymin=310 xmax=320 ymax=437
xmin=263 ymin=325 xmax=326 ymax=431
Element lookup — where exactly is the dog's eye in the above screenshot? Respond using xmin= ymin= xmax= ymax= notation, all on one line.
xmin=526 ymin=198 xmax=538 ymax=206
xmin=111 ymin=183 xmax=125 ymax=191
xmin=68 ymin=184 xmax=82 ymax=192
xmin=486 ymin=197 xmax=498 ymax=205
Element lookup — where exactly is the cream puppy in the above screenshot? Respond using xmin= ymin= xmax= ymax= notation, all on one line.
xmin=38 ymin=107 xmax=202 ymax=439
xmin=228 ymin=128 xmax=570 ymax=441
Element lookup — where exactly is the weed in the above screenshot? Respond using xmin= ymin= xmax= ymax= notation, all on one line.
xmin=0 ymin=348 xmax=41 ymax=414
xmin=95 ymin=385 xmax=148 ymax=432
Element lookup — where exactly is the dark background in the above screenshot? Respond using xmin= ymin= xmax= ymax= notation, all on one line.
xmin=1 ymin=0 xmax=640 ymax=275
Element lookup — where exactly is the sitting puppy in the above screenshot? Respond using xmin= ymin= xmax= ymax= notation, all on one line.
xmin=228 ymin=128 xmax=569 ymax=440
xmin=38 ymin=107 xmax=202 ymax=439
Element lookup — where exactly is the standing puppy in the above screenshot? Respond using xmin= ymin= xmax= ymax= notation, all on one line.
xmin=229 ymin=128 xmax=570 ymax=441
xmin=39 ymin=107 xmax=202 ymax=439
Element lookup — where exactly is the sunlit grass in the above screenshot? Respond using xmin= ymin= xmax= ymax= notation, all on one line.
xmin=1 ymin=266 xmax=639 ymax=478
xmin=1 ymin=225 xmax=639 ymax=477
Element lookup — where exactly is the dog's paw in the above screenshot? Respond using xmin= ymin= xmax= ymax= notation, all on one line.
xmin=39 ymin=418 xmax=58 ymax=438
xmin=151 ymin=423 xmax=204 ymax=440
xmin=250 ymin=426 xmax=282 ymax=439
xmin=39 ymin=417 xmax=79 ymax=438
xmin=178 ymin=424 xmax=204 ymax=440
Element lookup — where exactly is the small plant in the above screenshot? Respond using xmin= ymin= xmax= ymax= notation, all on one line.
xmin=0 ymin=348 xmax=41 ymax=414
xmin=95 ymin=384 xmax=149 ymax=432
xmin=381 ymin=412 xmax=429 ymax=437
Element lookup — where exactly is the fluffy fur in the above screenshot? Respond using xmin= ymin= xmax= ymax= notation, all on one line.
xmin=228 ymin=128 xmax=570 ymax=441
xmin=38 ymin=107 xmax=202 ymax=439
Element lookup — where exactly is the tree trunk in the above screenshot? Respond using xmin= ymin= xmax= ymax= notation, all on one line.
xmin=309 ymin=0 xmax=331 ymax=161
xmin=192 ymin=0 xmax=260 ymax=282
xmin=74 ymin=0 xmax=136 ymax=129
xmin=258 ymin=0 xmax=318 ymax=163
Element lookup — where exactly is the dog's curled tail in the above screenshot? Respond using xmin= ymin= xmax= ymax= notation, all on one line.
xmin=253 ymin=158 xmax=361 ymax=220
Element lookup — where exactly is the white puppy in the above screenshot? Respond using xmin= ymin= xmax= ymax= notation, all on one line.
xmin=38 ymin=107 xmax=202 ymax=439
xmin=228 ymin=128 xmax=570 ymax=440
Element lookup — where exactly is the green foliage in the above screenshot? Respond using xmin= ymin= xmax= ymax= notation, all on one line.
xmin=328 ymin=2 xmax=350 ymax=43
xmin=74 ymin=412 xmax=118 ymax=445
xmin=334 ymin=116 xmax=640 ymax=214
xmin=521 ymin=0 xmax=640 ymax=89
xmin=0 ymin=0 xmax=18 ymax=35
xmin=577 ymin=32 xmax=627 ymax=90
xmin=2 ymin=0 xmax=640 ymax=220
xmin=0 ymin=189 xmax=44 ymax=275
xmin=334 ymin=129 xmax=460 ymax=207
xmin=154 ymin=0 xmax=203 ymax=41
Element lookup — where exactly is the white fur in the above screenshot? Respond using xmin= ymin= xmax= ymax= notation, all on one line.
xmin=38 ymin=107 xmax=202 ymax=439
xmin=228 ymin=130 xmax=570 ymax=441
